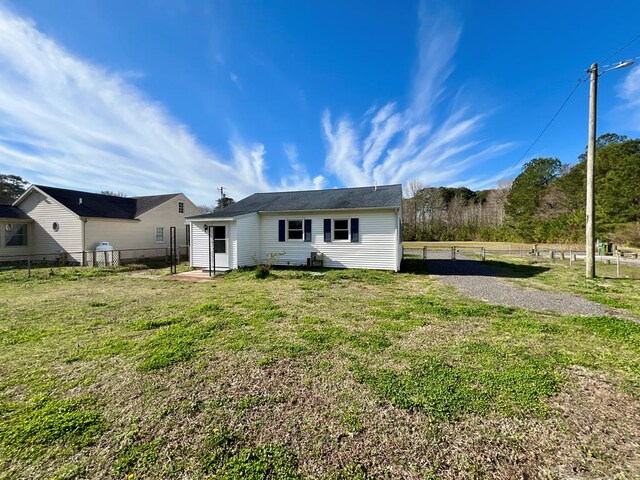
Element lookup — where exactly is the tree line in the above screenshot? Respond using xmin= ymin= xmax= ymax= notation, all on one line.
xmin=403 ymin=133 xmax=640 ymax=246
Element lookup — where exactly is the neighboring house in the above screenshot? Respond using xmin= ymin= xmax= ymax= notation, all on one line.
xmin=0 ymin=205 xmax=32 ymax=258
xmin=187 ymin=184 xmax=403 ymax=272
xmin=2 ymin=185 xmax=200 ymax=262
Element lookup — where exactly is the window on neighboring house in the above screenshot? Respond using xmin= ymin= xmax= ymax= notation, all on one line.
xmin=178 ymin=202 xmax=184 ymax=214
xmin=333 ymin=219 xmax=349 ymax=241
xmin=288 ymin=219 xmax=303 ymax=240
xmin=155 ymin=226 xmax=165 ymax=243
xmin=5 ymin=224 xmax=27 ymax=247
xmin=185 ymin=224 xmax=190 ymax=246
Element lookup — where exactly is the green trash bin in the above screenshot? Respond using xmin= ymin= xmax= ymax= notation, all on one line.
xmin=598 ymin=242 xmax=613 ymax=255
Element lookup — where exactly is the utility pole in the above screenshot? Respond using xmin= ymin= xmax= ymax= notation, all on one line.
xmin=585 ymin=62 xmax=598 ymax=279
xmin=583 ymin=58 xmax=634 ymax=279
xmin=217 ymin=186 xmax=227 ymax=210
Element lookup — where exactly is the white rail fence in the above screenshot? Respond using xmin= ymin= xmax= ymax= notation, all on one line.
xmin=403 ymin=245 xmax=640 ymax=277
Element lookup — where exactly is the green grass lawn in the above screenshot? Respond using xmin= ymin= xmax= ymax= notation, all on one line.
xmin=1 ymin=262 xmax=639 ymax=479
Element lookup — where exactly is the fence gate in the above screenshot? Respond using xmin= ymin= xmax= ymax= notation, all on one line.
xmin=169 ymin=226 xmax=177 ymax=274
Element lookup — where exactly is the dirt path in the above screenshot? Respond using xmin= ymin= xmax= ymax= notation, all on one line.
xmin=427 ymin=257 xmax=637 ymax=320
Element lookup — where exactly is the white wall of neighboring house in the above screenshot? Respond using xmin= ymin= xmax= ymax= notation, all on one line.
xmin=258 ymin=209 xmax=400 ymax=271
xmin=0 ymin=219 xmax=32 ymax=258
xmin=84 ymin=194 xmax=200 ymax=254
xmin=18 ymin=190 xmax=84 ymax=256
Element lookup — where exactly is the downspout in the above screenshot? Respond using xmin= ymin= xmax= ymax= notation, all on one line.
xmin=81 ymin=217 xmax=87 ymax=265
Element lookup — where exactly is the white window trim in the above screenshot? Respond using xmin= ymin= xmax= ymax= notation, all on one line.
xmin=155 ymin=226 xmax=165 ymax=244
xmin=333 ymin=218 xmax=350 ymax=242
xmin=287 ymin=219 xmax=304 ymax=241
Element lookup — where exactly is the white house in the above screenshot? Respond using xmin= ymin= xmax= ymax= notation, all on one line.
xmin=187 ymin=184 xmax=403 ymax=272
xmin=1 ymin=185 xmax=200 ymax=263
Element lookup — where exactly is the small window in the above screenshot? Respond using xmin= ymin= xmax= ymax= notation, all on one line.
xmin=52 ymin=222 xmax=59 ymax=232
xmin=155 ymin=226 xmax=165 ymax=243
xmin=288 ymin=219 xmax=303 ymax=240
xmin=5 ymin=224 xmax=27 ymax=247
xmin=178 ymin=202 xmax=184 ymax=214
xmin=185 ymin=224 xmax=190 ymax=246
xmin=333 ymin=219 xmax=349 ymax=241
xmin=213 ymin=225 xmax=226 ymax=253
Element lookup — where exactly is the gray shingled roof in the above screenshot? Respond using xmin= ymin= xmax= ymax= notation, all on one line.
xmin=32 ymin=185 xmax=180 ymax=219
xmin=133 ymin=194 xmax=181 ymax=216
xmin=0 ymin=205 xmax=30 ymax=220
xmin=187 ymin=184 xmax=402 ymax=219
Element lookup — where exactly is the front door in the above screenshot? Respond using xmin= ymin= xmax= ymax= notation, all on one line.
xmin=210 ymin=225 xmax=228 ymax=270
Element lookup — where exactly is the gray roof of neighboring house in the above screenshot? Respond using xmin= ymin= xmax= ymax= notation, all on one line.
xmin=31 ymin=185 xmax=180 ymax=219
xmin=187 ymin=184 xmax=402 ymax=219
xmin=0 ymin=205 xmax=30 ymax=219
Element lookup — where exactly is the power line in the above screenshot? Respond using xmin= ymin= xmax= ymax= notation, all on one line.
xmin=498 ymin=78 xmax=586 ymax=182
xmin=600 ymin=31 xmax=640 ymax=64
xmin=495 ymin=32 xmax=640 ymax=185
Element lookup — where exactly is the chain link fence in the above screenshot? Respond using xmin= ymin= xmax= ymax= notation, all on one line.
xmin=0 ymin=246 xmax=189 ymax=275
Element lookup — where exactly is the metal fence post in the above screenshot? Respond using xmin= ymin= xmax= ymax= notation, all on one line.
xmin=422 ymin=246 xmax=427 ymax=260
xmin=617 ymin=252 xmax=621 ymax=278
xmin=481 ymin=247 xmax=485 ymax=261
xmin=569 ymin=250 xmax=573 ymax=267
xmin=27 ymin=258 xmax=31 ymax=278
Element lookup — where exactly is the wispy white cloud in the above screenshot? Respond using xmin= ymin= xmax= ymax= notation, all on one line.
xmin=321 ymin=2 xmax=512 ymax=190
xmin=620 ymin=66 xmax=640 ymax=130
xmin=280 ymin=143 xmax=326 ymax=190
xmin=0 ymin=5 xmax=318 ymax=203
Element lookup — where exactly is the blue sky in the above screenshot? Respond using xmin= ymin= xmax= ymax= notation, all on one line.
xmin=1 ymin=0 xmax=640 ymax=204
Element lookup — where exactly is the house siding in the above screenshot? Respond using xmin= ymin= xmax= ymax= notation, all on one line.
xmin=190 ymin=220 xmax=235 ymax=270
xmin=235 ymin=213 xmax=259 ymax=267
xmin=84 ymin=193 xmax=199 ymax=260
xmin=258 ymin=209 xmax=400 ymax=271
xmin=18 ymin=190 xmax=83 ymax=258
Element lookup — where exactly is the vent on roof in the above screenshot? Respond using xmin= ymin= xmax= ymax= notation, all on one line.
xmin=79 ymin=197 xmax=83 ymax=205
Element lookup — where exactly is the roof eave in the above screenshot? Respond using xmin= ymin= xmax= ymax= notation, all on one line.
xmin=186 ymin=216 xmax=237 ymax=222
xmin=257 ymin=205 xmax=400 ymax=214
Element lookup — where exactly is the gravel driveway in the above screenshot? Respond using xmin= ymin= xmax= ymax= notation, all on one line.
xmin=427 ymin=254 xmax=636 ymax=320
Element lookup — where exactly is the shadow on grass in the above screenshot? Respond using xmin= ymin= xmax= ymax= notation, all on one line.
xmin=402 ymin=258 xmax=550 ymax=278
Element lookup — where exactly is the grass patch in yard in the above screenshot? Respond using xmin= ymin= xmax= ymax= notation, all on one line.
xmin=355 ymin=343 xmax=561 ymax=421
xmin=568 ymin=315 xmax=640 ymax=348
xmin=112 ymin=439 xmax=163 ymax=477
xmin=201 ymin=427 xmax=300 ymax=479
xmin=138 ymin=323 xmax=203 ymax=372
xmin=0 ymin=396 xmax=103 ymax=457
xmin=2 ymin=264 xmax=640 ymax=478
xmin=130 ymin=314 xmax=185 ymax=331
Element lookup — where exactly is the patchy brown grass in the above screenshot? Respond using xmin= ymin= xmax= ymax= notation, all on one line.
xmin=1 ymin=264 xmax=639 ymax=479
